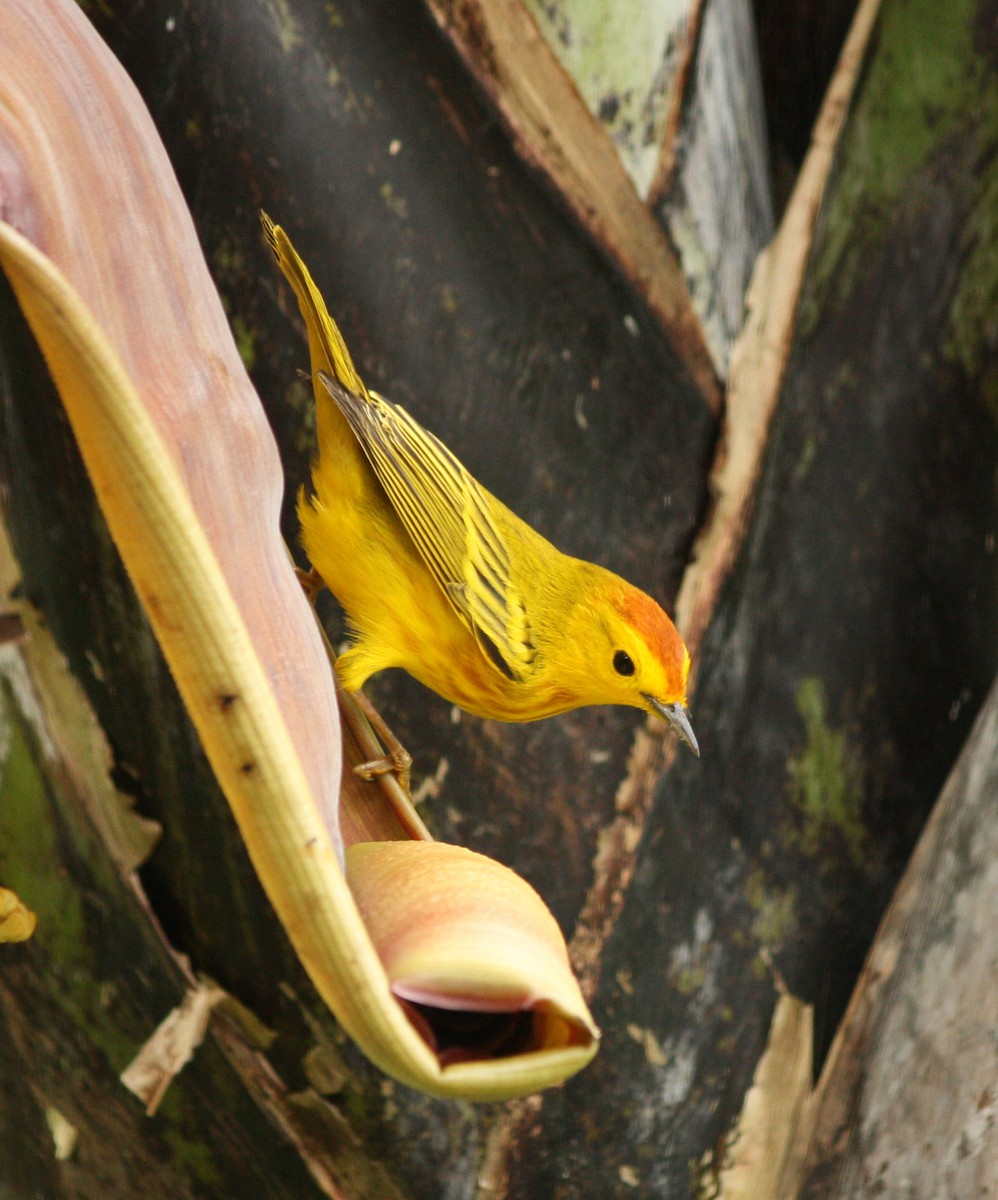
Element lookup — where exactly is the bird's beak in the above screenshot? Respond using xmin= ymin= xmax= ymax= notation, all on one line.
xmin=645 ymin=696 xmax=700 ymax=757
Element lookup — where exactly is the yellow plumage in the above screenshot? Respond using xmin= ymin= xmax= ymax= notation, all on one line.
xmin=263 ymin=214 xmax=698 ymax=754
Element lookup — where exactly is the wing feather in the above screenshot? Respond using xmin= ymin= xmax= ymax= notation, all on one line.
xmin=318 ymin=373 xmax=534 ymax=679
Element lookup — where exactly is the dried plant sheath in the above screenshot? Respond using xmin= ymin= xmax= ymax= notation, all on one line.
xmin=0 ymin=0 xmax=597 ymax=1099
xmin=425 ymin=0 xmax=721 ymax=410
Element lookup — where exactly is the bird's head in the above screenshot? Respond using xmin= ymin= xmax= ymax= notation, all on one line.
xmin=579 ymin=581 xmax=698 ymax=756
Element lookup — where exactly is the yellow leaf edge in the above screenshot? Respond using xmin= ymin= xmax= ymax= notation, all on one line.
xmin=0 ymin=219 xmax=596 ymax=1100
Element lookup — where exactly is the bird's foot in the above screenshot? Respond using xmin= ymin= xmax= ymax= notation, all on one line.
xmin=348 ymin=686 xmax=413 ymax=797
xmin=295 ymin=565 xmax=324 ymax=606
xmin=352 ymin=748 xmax=413 ymax=796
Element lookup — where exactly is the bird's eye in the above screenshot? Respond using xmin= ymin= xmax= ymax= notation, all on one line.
xmin=613 ymin=650 xmax=635 ymax=677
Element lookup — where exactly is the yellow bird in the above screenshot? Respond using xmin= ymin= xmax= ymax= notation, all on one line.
xmin=263 ymin=215 xmax=698 ymax=756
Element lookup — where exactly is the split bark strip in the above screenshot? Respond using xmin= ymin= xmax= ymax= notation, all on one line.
xmin=674 ymin=0 xmax=885 ymax=656
xmin=711 ymin=992 xmax=814 ymax=1199
xmin=779 ymin=670 xmax=998 ymax=1199
xmin=210 ymin=1010 xmax=410 ymax=1200
xmin=572 ymin=0 xmax=886 ymax=1006
xmin=423 ymin=0 xmax=722 ymax=412
xmin=477 ymin=0 xmax=885 ymax=1191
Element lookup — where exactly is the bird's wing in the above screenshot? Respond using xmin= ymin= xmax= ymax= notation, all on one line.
xmin=319 ymin=373 xmax=534 ymax=681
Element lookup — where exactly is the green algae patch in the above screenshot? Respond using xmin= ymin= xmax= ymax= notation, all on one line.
xmin=745 ymin=869 xmax=797 ymax=953
xmin=944 ymin=156 xmax=998 ymax=382
xmin=156 ymin=1089 xmax=226 ymax=1189
xmin=231 ymin=313 xmax=258 ymax=372
xmin=0 ymin=689 xmax=88 ymax=973
xmin=786 ymin=678 xmax=867 ymax=866
xmin=800 ymin=0 xmax=994 ymax=340
xmin=672 ymin=964 xmax=707 ymax=997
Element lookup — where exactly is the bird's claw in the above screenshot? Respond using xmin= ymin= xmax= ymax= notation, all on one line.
xmin=295 ymin=565 xmax=324 ymax=605
xmin=352 ymin=747 xmax=413 ymax=796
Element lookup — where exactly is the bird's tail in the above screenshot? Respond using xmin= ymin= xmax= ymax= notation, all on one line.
xmin=260 ymin=212 xmax=368 ymax=398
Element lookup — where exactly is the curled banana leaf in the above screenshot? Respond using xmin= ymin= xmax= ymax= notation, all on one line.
xmin=0 ymin=0 xmax=597 ymax=1100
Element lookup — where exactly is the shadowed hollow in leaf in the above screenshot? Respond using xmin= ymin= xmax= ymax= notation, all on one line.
xmin=346 ymin=840 xmax=599 ymax=1068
